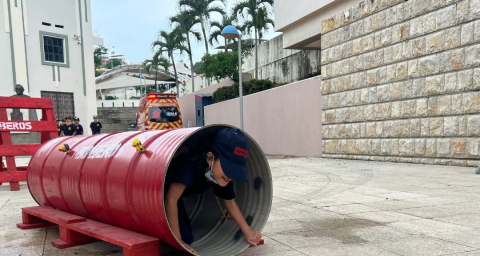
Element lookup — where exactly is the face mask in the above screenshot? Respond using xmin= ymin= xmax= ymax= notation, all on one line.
xmin=205 ymin=156 xmax=218 ymax=184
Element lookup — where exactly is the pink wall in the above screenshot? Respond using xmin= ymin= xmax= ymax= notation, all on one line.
xmin=205 ymin=76 xmax=322 ymax=157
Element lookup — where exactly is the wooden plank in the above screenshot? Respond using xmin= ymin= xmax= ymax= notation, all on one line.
xmin=0 ymin=144 xmax=39 ymax=156
xmin=0 ymin=121 xmax=57 ymax=131
xmin=0 ymin=97 xmax=54 ymax=109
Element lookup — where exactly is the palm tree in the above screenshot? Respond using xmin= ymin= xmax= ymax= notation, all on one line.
xmin=151 ymin=30 xmax=188 ymax=96
xmin=170 ymin=10 xmax=202 ymax=93
xmin=178 ymin=0 xmax=226 ymax=55
xmin=233 ymin=0 xmax=274 ymax=79
xmin=143 ymin=53 xmax=171 ymax=91
xmin=209 ymin=14 xmax=236 ymax=53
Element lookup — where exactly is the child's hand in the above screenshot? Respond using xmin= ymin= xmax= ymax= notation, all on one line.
xmin=180 ymin=241 xmax=198 ymax=255
xmin=244 ymin=229 xmax=262 ymax=246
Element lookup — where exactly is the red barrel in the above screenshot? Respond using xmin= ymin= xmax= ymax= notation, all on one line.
xmin=27 ymin=125 xmax=272 ymax=255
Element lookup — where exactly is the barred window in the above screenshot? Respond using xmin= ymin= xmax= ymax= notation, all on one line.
xmin=43 ymin=36 xmax=65 ymax=63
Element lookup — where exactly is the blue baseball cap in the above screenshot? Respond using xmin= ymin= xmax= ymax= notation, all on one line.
xmin=211 ymin=128 xmax=250 ymax=183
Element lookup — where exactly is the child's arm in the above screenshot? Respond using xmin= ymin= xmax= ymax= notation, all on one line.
xmin=224 ymin=199 xmax=262 ymax=246
xmin=165 ymin=182 xmax=197 ymax=254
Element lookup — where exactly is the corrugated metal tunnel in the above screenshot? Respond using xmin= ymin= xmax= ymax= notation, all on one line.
xmin=27 ymin=125 xmax=272 ymax=255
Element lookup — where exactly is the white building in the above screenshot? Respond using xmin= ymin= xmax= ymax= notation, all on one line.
xmin=0 ymin=0 xmax=101 ymax=133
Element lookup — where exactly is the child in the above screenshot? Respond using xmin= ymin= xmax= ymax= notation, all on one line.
xmin=90 ymin=115 xmax=102 ymax=134
xmin=165 ymin=128 xmax=262 ymax=254
xmin=73 ymin=117 xmax=84 ymax=135
xmin=60 ymin=116 xmax=76 ymax=136
xmin=57 ymin=119 xmax=63 ymax=136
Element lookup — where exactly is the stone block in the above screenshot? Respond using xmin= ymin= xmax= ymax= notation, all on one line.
xmin=346 ymin=90 xmax=356 ymax=105
xmin=391 ymin=101 xmax=401 ymax=118
xmin=347 ymin=139 xmax=356 ymax=154
xmin=470 ymin=0 xmax=480 ymax=20
xmin=356 ymin=139 xmax=370 ymax=154
xmin=378 ymin=66 xmax=387 ymax=84
xmin=399 ymin=139 xmax=415 ymax=156
xmin=426 ymin=31 xmax=444 ymax=54
xmin=384 ymin=45 xmax=394 ymax=64
xmin=360 ymin=88 xmax=369 ymax=104
xmin=384 ymin=120 xmax=396 ymax=137
xmin=372 ymin=10 xmax=387 ymax=31
xmin=410 ymin=17 xmax=424 ymax=37
xmin=390 ymin=82 xmax=404 ymax=100
xmin=445 ymin=27 xmax=461 ymax=50
xmin=401 ymin=100 xmax=417 ymax=118
xmin=412 ymin=78 xmax=426 ymax=97
xmin=367 ymin=69 xmax=379 ymax=86
xmin=416 ymin=98 xmax=428 ymax=116
xmin=408 ymin=60 xmax=418 ymax=78
xmin=322 ymin=125 xmax=329 ymax=138
xmin=410 ymin=118 xmax=421 ymax=137
xmin=347 ymin=107 xmax=358 ymax=122
xmin=351 ymin=71 xmax=367 ymax=89
xmin=475 ymin=20 xmax=480 ymax=42
xmin=458 ymin=69 xmax=473 ymax=91
xmin=458 ymin=115 xmax=468 ymax=135
xmin=412 ymin=38 xmax=426 ymax=57
xmin=396 ymin=61 xmax=408 ymax=80
xmin=474 ymin=68 xmax=480 ymax=90
xmin=452 ymin=94 xmax=465 ymax=115
xmin=402 ymin=40 xmax=413 ymax=59
xmin=467 ymin=160 xmax=480 ymax=167
xmin=374 ymin=49 xmax=384 ymax=67
xmin=392 ymin=139 xmax=400 ymax=155
xmin=402 ymin=80 xmax=415 ymax=98
xmin=436 ymin=5 xmax=456 ymax=30
xmin=463 ymin=91 xmax=480 ymax=113
xmin=451 ymin=49 xmax=465 ymax=70
xmin=381 ymin=139 xmax=392 ymax=155
xmin=436 ymin=95 xmax=453 ymax=115
xmin=418 ymin=55 xmax=437 ymax=76
xmin=436 ymin=138 xmax=451 ymax=157
xmin=465 ymin=44 xmax=480 ymax=67
xmin=362 ymin=34 xmax=375 ymax=52
xmin=452 ymin=138 xmax=467 ymax=157
xmin=338 ymin=139 xmax=348 ymax=153
xmin=461 ymin=22 xmax=474 ymax=45
xmin=386 ymin=64 xmax=396 ymax=82
xmin=380 ymin=27 xmax=393 ymax=48
xmin=353 ymin=38 xmax=362 ymax=55
xmin=456 ymin=0 xmax=470 ymax=24
xmin=364 ymin=104 xmax=375 ymax=121
xmin=430 ymin=117 xmax=444 ymax=136
xmin=423 ymin=13 xmax=437 ymax=34
xmin=352 ymin=123 xmax=361 ymax=137
xmin=393 ymin=43 xmax=403 ymax=62
xmin=366 ymin=122 xmax=376 ymax=138
xmin=375 ymin=121 xmax=383 ymax=137
xmin=444 ymin=116 xmax=459 ymax=136
xmin=444 ymin=72 xmax=457 ymax=93
xmin=338 ymin=75 xmax=352 ymax=92
xmin=369 ymin=87 xmax=378 ymax=104
xmin=466 ymin=138 xmax=480 ymax=157
xmin=467 ymin=114 xmax=480 ymax=135
xmin=437 ymin=51 xmax=452 ymax=73
xmin=425 ymin=74 xmax=444 ymax=96
xmin=415 ymin=138 xmax=426 ymax=156
xmin=357 ymin=105 xmax=365 ymax=121
xmin=396 ymin=120 xmax=410 ymax=137
xmin=386 ymin=5 xmax=398 ymax=26
xmin=426 ymin=138 xmax=436 ymax=156
xmin=325 ymin=140 xmax=338 ymax=153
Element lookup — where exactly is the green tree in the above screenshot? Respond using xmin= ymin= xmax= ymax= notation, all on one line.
xmin=152 ymin=30 xmax=188 ymax=96
xmin=233 ymin=0 xmax=274 ymax=79
xmin=93 ymin=46 xmax=108 ymax=70
xmin=209 ymin=14 xmax=236 ymax=53
xmin=178 ymin=0 xmax=226 ymax=55
xmin=170 ymin=10 xmax=202 ymax=92
xmin=143 ymin=53 xmax=170 ymax=89
xmin=107 ymin=59 xmax=122 ymax=69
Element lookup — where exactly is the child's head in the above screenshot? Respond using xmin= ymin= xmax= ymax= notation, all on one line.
xmin=73 ymin=117 xmax=80 ymax=125
xmin=65 ymin=116 xmax=72 ymax=124
xmin=93 ymin=115 xmax=98 ymax=122
xmin=206 ymin=128 xmax=249 ymax=187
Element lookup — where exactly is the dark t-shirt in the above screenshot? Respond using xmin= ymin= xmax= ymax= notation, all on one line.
xmin=166 ymin=154 xmax=235 ymax=200
xmin=62 ymin=124 xmax=76 ymax=136
xmin=74 ymin=124 xmax=84 ymax=135
xmin=57 ymin=125 xmax=62 ymax=136
xmin=90 ymin=122 xmax=102 ymax=134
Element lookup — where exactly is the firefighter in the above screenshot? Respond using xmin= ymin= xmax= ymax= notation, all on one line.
xmin=73 ymin=117 xmax=84 ymax=135
xmin=60 ymin=116 xmax=76 ymax=136
xmin=165 ymin=128 xmax=262 ymax=254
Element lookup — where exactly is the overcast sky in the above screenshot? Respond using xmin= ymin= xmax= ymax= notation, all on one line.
xmin=91 ymin=0 xmax=279 ymax=66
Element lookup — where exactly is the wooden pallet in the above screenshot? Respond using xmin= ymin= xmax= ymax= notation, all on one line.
xmin=17 ymin=206 xmax=161 ymax=256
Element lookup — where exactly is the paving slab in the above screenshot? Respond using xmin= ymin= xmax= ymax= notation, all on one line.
xmin=1 ymin=157 xmax=479 ymax=255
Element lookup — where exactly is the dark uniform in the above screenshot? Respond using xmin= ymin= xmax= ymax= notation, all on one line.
xmin=62 ymin=123 xmax=76 ymax=136
xmin=57 ymin=123 xmax=62 ymax=136
xmin=74 ymin=124 xmax=84 ymax=135
xmin=90 ymin=121 xmax=102 ymax=134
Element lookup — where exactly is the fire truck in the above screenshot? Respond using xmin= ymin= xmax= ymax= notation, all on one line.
xmin=136 ymin=93 xmax=182 ymax=130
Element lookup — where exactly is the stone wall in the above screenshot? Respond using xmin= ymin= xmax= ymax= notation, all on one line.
xmin=243 ymin=35 xmax=322 ymax=84
xmin=97 ymin=107 xmax=137 ymax=133
xmin=320 ymin=0 xmax=480 ymax=167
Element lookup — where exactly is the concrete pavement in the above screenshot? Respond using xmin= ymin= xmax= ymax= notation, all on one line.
xmin=1 ymin=157 xmax=480 ymax=255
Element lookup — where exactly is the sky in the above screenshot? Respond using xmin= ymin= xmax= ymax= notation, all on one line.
xmin=91 ymin=0 xmax=280 ymax=66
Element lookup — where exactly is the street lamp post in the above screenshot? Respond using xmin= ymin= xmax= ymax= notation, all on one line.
xmin=221 ymin=25 xmax=243 ymax=130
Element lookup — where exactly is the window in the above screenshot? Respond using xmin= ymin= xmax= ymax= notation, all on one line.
xmin=43 ymin=36 xmax=64 ymax=63
xmin=148 ymin=107 xmax=180 ymax=123
xmin=39 ymin=31 xmax=69 ymax=67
